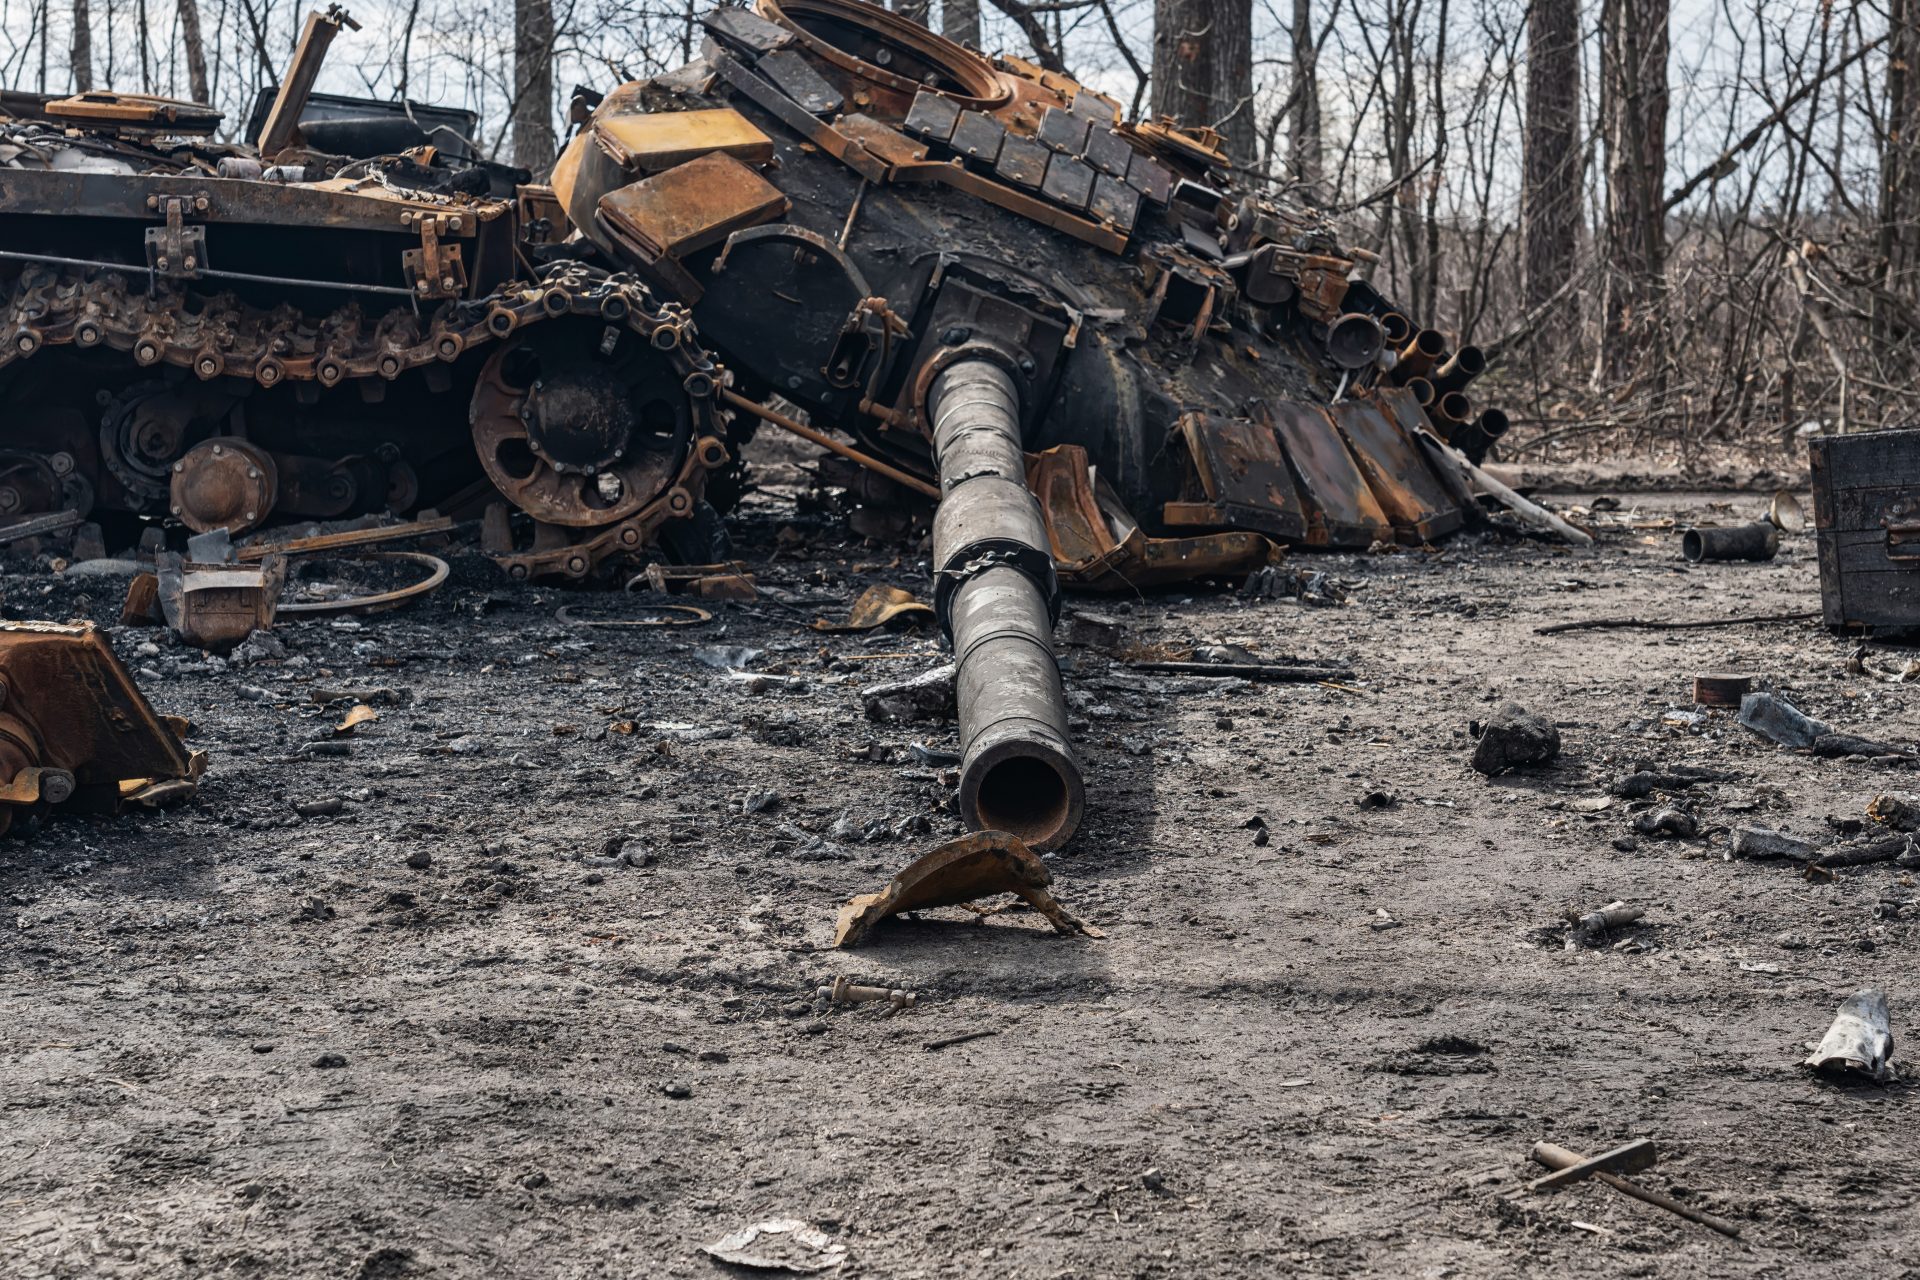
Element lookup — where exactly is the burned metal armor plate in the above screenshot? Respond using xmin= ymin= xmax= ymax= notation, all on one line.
xmin=557 ymin=0 xmax=1504 ymax=560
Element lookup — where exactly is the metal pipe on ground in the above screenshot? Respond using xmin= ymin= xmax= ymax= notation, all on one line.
xmin=929 ymin=358 xmax=1085 ymax=850
xmin=1682 ymin=522 xmax=1779 ymax=562
xmin=1430 ymin=344 xmax=1486 ymax=395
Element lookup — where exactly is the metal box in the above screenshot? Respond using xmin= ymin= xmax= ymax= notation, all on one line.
xmin=1810 ymin=428 xmax=1920 ymax=630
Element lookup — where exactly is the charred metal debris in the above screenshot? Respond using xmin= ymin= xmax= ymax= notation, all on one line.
xmin=0 ymin=0 xmax=1523 ymax=850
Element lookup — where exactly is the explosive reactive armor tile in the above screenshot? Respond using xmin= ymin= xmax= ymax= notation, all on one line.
xmin=1328 ymin=388 xmax=1466 ymax=543
xmin=592 ymin=108 xmax=775 ymax=172
xmin=995 ymin=134 xmax=1050 ymax=189
xmin=903 ymin=90 xmax=961 ymax=143
xmin=950 ymin=110 xmax=1006 ymax=164
xmin=1037 ymin=105 xmax=1091 ymax=155
xmin=1040 ymin=153 xmax=1096 ymax=210
xmin=1084 ymin=123 xmax=1134 ymax=177
xmin=758 ymin=49 xmax=842 ymax=116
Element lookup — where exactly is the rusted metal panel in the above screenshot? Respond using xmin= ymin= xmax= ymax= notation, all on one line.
xmin=597 ymin=151 xmax=790 ymax=260
xmin=593 ymin=108 xmax=776 ymax=171
xmin=1256 ymin=401 xmax=1393 ymax=547
xmin=1027 ymin=444 xmax=1268 ymax=590
xmin=1171 ymin=411 xmax=1311 ymax=543
xmin=1330 ymin=389 xmax=1466 ymax=543
xmin=0 ymin=621 xmax=200 ymax=829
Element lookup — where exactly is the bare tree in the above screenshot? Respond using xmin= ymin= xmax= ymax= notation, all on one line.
xmin=894 ymin=0 xmax=931 ymax=26
xmin=69 ymin=0 xmax=91 ymax=91
xmin=1598 ymin=0 xmax=1669 ymax=380
xmin=1523 ymin=0 xmax=1581 ymax=322
xmin=511 ymin=0 xmax=556 ymax=170
xmin=943 ymin=0 xmax=981 ymax=48
xmin=177 ymin=0 xmax=210 ymax=103
xmin=1881 ymin=0 xmax=1920 ymax=334
xmin=1288 ymin=0 xmax=1324 ymax=185
xmin=1152 ymin=0 xmax=1256 ymax=165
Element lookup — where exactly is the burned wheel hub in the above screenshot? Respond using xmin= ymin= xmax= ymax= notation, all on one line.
xmin=521 ymin=364 xmax=638 ymax=474
xmin=169 ymin=438 xmax=279 ymax=535
xmin=471 ymin=318 xmax=702 ymax=529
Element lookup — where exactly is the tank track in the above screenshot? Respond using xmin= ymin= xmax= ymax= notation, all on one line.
xmin=0 ymin=261 xmax=735 ymax=579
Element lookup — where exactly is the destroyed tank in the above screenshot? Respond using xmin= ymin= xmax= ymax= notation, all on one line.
xmin=0 ymin=6 xmax=742 ymax=581
xmin=549 ymin=0 xmax=1507 ymax=848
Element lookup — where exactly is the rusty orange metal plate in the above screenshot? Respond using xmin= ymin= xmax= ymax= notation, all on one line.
xmin=0 ymin=621 xmax=195 ymax=800
xmin=1171 ymin=411 xmax=1311 ymax=542
xmin=1257 ymin=401 xmax=1393 ymax=547
xmin=594 ymin=108 xmax=775 ymax=172
xmin=1027 ymin=444 xmax=1268 ymax=590
xmin=597 ymin=151 xmax=790 ymax=261
xmin=1329 ymin=389 xmax=1466 ymax=543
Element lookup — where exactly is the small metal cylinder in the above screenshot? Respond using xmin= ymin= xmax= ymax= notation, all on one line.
xmin=1446 ymin=407 xmax=1508 ymax=462
xmin=1430 ymin=344 xmax=1486 ymax=395
xmin=1682 ymin=522 xmax=1779 ymax=562
xmin=1403 ymin=377 xmax=1436 ymax=407
xmin=930 ymin=359 xmax=1084 ymax=850
xmin=1393 ymin=329 xmax=1447 ymax=381
xmin=1325 ymin=313 xmax=1385 ymax=370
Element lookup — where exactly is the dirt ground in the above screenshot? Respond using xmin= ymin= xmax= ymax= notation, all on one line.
xmin=4 ymin=469 xmax=1918 ymax=1279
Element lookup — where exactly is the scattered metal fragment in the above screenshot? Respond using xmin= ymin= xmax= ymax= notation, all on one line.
xmin=1633 ymin=808 xmax=1698 ymax=840
xmin=1128 ymin=659 xmax=1349 ymax=683
xmin=0 ymin=510 xmax=83 ymax=547
xmin=1528 ymin=1141 xmax=1741 ymax=1237
xmin=1691 ymin=673 xmax=1753 ymax=706
xmin=1767 ymin=489 xmax=1807 ymax=534
xmin=860 ymin=664 xmax=955 ymax=722
xmin=1736 ymin=692 xmax=1831 ymax=749
xmin=816 ymin=976 xmax=916 ymax=1009
xmin=155 ymin=551 xmax=289 ymax=653
xmin=1025 ymin=444 xmax=1268 ymax=591
xmin=120 ymin=572 xmax=162 ymax=626
xmin=1868 ymin=793 xmax=1920 ymax=832
xmin=1805 ymin=989 xmax=1897 ymax=1084
xmin=1730 ymin=827 xmax=1822 ymax=862
xmin=833 ymin=831 xmax=1102 ymax=948
xmin=1565 ymin=901 xmax=1644 ymax=949
xmin=700 ymin=1219 xmax=847 ymax=1273
xmin=0 ymin=621 xmax=204 ymax=833
xmin=555 ymin=603 xmax=712 ymax=628
xmin=1681 ymin=522 xmax=1778 ymax=562
xmin=1528 ymin=1138 xmax=1657 ymax=1192
xmin=810 ymin=584 xmax=934 ymax=633
xmin=276 ymin=551 xmax=449 ymax=618
xmin=236 ymin=515 xmax=456 ymax=563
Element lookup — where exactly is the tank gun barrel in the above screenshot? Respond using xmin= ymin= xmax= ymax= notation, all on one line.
xmin=929 ymin=359 xmax=1083 ymax=851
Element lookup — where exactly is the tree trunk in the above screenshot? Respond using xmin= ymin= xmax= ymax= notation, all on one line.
xmin=69 ymin=0 xmax=91 ymax=91
xmin=511 ymin=0 xmax=556 ymax=171
xmin=177 ymin=0 xmax=210 ymax=104
xmin=895 ymin=0 xmax=931 ymax=26
xmin=1880 ymin=0 xmax=1920 ymax=335
xmin=943 ymin=0 xmax=980 ymax=48
xmin=1599 ymin=0 xmax=1669 ymax=383
xmin=1523 ymin=0 xmax=1581 ymax=326
xmin=1151 ymin=0 xmax=1255 ymax=166
xmin=1287 ymin=0 xmax=1322 ymax=186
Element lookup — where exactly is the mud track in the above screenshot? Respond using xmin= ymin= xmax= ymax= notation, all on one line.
xmin=2 ymin=483 xmax=1914 ymax=1278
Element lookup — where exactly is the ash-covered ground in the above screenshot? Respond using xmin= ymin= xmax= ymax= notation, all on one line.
xmin=3 ymin=473 xmax=1917 ymax=1278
